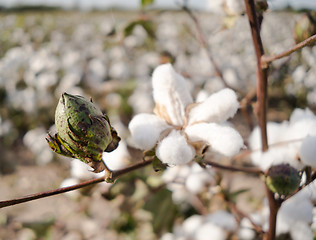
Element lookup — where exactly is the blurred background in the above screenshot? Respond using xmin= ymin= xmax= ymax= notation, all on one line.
xmin=0 ymin=0 xmax=316 ymax=239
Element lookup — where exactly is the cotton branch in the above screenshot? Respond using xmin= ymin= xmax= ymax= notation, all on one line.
xmin=244 ymin=1 xmax=278 ymax=240
xmin=262 ymin=33 xmax=316 ymax=66
xmin=0 ymin=158 xmax=153 ymax=209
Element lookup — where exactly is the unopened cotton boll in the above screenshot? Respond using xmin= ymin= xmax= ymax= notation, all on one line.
xmin=185 ymin=122 xmax=244 ymax=157
xmin=188 ymin=88 xmax=239 ymax=125
xmin=299 ymin=136 xmax=316 ymax=167
xmin=152 ymin=63 xmax=193 ymax=126
xmin=156 ymin=130 xmax=195 ymax=165
xmin=128 ymin=113 xmax=170 ymax=150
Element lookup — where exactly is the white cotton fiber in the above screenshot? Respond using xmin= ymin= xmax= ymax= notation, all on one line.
xmin=128 ymin=113 xmax=170 ymax=150
xmin=156 ymin=130 xmax=195 ymax=165
xmin=300 ymin=136 xmax=316 ymax=167
xmin=206 ymin=210 xmax=237 ymax=231
xmin=188 ymin=88 xmax=239 ymax=125
xmin=194 ymin=222 xmax=226 ymax=240
xmin=182 ymin=215 xmax=204 ymax=237
xmin=102 ymin=140 xmax=130 ymax=171
xmin=185 ymin=123 xmax=244 ymax=157
xmin=289 ymin=108 xmax=315 ymax=124
xmin=185 ymin=171 xmax=210 ymax=194
xmin=152 ymin=63 xmax=193 ymax=126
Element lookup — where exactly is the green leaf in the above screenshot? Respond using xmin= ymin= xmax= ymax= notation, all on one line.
xmin=153 ymin=156 xmax=167 ymax=172
xmin=141 ymin=0 xmax=154 ymax=9
xmin=143 ymin=189 xmax=178 ymax=234
xmin=124 ymin=19 xmax=156 ymax=39
xmin=229 ymin=188 xmax=250 ymax=203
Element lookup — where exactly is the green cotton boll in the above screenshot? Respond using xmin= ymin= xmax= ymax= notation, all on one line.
xmin=46 ymin=92 xmax=120 ymax=173
xmin=266 ymin=164 xmax=301 ymax=196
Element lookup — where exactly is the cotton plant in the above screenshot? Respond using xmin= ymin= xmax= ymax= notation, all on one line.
xmin=128 ymin=63 xmax=244 ymax=166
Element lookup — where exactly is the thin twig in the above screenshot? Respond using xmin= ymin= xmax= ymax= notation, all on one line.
xmin=204 ymin=159 xmax=263 ymax=175
xmin=262 ymin=34 xmax=316 ymax=66
xmin=0 ymin=158 xmax=153 ymax=209
xmin=182 ymin=5 xmax=238 ymax=92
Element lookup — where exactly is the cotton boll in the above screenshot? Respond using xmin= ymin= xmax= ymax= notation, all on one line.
xmin=182 ymin=215 xmax=204 ymax=237
xmin=128 ymin=113 xmax=170 ymax=150
xmin=206 ymin=210 xmax=237 ymax=231
xmin=194 ymin=222 xmax=226 ymax=240
xmin=289 ymin=221 xmax=313 ymax=240
xmin=160 ymin=233 xmax=175 ymax=240
xmin=188 ymin=88 xmax=239 ymax=125
xmin=299 ymin=136 xmax=316 ymax=167
xmin=156 ymin=130 xmax=195 ymax=165
xmin=185 ymin=123 xmax=244 ymax=157
xmin=152 ymin=64 xmax=193 ymax=126
xmin=185 ymin=171 xmax=210 ymax=194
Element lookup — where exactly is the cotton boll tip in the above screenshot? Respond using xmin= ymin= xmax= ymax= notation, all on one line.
xmin=266 ymin=164 xmax=301 ymax=196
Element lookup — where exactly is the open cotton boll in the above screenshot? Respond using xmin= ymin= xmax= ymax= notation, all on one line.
xmin=206 ymin=210 xmax=237 ymax=231
xmin=194 ymin=222 xmax=226 ymax=240
xmin=152 ymin=63 xmax=193 ymax=126
xmin=128 ymin=113 xmax=170 ymax=150
xmin=290 ymin=221 xmax=313 ymax=240
xmin=185 ymin=123 xmax=244 ymax=157
xmin=156 ymin=130 xmax=195 ymax=165
xmin=289 ymin=108 xmax=315 ymax=124
xmin=185 ymin=171 xmax=210 ymax=194
xmin=299 ymin=136 xmax=316 ymax=167
xmin=182 ymin=215 xmax=204 ymax=237
xmin=188 ymin=88 xmax=239 ymax=125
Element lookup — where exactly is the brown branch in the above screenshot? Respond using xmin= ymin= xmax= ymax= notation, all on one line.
xmin=244 ymin=0 xmax=268 ymax=152
xmin=262 ymin=34 xmax=316 ymax=65
xmin=204 ymin=159 xmax=263 ymax=175
xmin=0 ymin=158 xmax=153 ymax=209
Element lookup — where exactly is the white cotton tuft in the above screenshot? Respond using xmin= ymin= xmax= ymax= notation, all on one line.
xmin=182 ymin=215 xmax=204 ymax=237
xmin=152 ymin=63 xmax=193 ymax=126
xmin=102 ymin=140 xmax=130 ymax=171
xmin=70 ymin=160 xmax=104 ymax=180
xmin=290 ymin=221 xmax=313 ymax=240
xmin=299 ymin=136 xmax=316 ymax=167
xmin=206 ymin=210 xmax=237 ymax=231
xmin=156 ymin=130 xmax=195 ymax=165
xmin=289 ymin=108 xmax=315 ymax=124
xmin=60 ymin=178 xmax=80 ymax=199
xmin=194 ymin=222 xmax=226 ymax=240
xmin=128 ymin=113 xmax=170 ymax=150
xmin=185 ymin=171 xmax=210 ymax=194
xmin=188 ymin=88 xmax=239 ymax=124
xmin=185 ymin=123 xmax=244 ymax=157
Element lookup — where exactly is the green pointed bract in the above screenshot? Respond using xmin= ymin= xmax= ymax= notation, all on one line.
xmin=46 ymin=92 xmax=120 ymax=173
